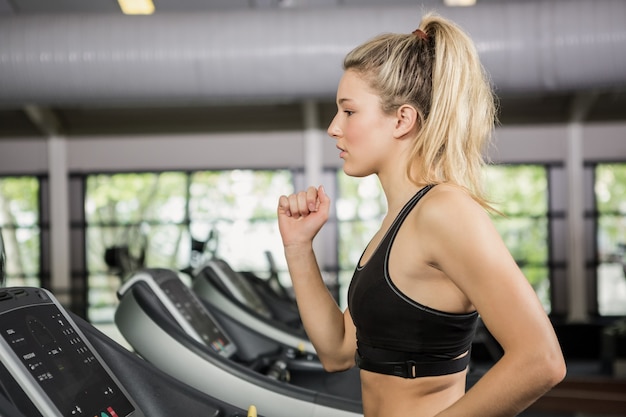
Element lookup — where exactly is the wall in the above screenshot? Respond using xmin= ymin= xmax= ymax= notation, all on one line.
xmin=4 ymin=122 xmax=625 ymax=174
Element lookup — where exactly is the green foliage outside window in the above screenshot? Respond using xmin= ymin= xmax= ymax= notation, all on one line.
xmin=336 ymin=174 xmax=386 ymax=268
xmin=86 ymin=172 xmax=189 ymax=274
xmin=484 ymin=165 xmax=550 ymax=311
xmin=85 ymin=170 xmax=293 ymax=322
xmin=191 ymin=169 xmax=292 ymax=264
xmin=0 ymin=177 xmax=40 ymax=287
xmin=86 ymin=172 xmax=189 ymax=321
xmin=596 ymin=163 xmax=626 ymax=261
xmin=187 ymin=170 xmax=293 ymax=276
xmin=595 ymin=163 xmax=626 ymax=316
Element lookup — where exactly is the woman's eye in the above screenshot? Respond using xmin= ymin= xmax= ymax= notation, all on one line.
xmin=344 ymin=110 xmax=354 ymax=116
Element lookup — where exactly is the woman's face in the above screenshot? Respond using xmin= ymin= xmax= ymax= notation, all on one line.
xmin=327 ymin=70 xmax=397 ymax=178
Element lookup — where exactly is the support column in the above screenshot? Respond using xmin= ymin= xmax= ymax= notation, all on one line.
xmin=47 ymin=136 xmax=71 ymax=305
xmin=566 ymin=93 xmax=597 ymax=322
xmin=301 ymin=99 xmax=327 ymax=273
xmin=302 ymin=100 xmax=323 ymax=188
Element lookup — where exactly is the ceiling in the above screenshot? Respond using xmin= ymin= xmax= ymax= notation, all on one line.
xmin=1 ymin=0 xmax=625 ymax=138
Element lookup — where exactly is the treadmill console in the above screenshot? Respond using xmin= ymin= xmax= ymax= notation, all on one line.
xmin=0 ymin=287 xmax=143 ymax=417
xmin=118 ymin=269 xmax=237 ymax=358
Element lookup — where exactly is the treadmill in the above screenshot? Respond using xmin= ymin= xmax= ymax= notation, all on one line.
xmin=115 ymin=268 xmax=363 ymax=417
xmin=0 ymin=286 xmax=253 ymax=417
xmin=191 ymin=258 xmax=316 ymax=355
xmin=196 ymin=259 xmax=301 ymax=327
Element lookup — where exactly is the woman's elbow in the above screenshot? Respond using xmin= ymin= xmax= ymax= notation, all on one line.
xmin=322 ymin=363 xmax=354 ymax=373
xmin=548 ymin=353 xmax=567 ymax=387
xmin=536 ymin=346 xmax=567 ymax=390
xmin=319 ymin=355 xmax=355 ymax=373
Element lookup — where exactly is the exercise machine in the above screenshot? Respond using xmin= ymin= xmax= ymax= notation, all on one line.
xmin=191 ymin=259 xmax=314 ymax=354
xmin=0 ymin=286 xmax=255 ymax=417
xmin=115 ymin=268 xmax=363 ymax=417
xmin=0 ymin=287 xmax=139 ymax=417
xmin=238 ymin=251 xmax=295 ymax=306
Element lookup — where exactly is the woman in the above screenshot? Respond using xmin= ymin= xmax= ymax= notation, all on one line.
xmin=277 ymin=12 xmax=565 ymax=417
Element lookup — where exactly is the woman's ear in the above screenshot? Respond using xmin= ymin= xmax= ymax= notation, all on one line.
xmin=393 ymin=104 xmax=419 ymax=139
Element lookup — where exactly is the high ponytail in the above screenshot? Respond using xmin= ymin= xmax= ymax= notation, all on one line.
xmin=415 ymin=14 xmax=497 ymax=208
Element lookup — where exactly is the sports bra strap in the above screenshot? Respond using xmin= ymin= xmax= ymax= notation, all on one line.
xmin=355 ymin=349 xmax=471 ymax=379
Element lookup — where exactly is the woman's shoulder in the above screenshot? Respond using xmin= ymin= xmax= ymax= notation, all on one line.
xmin=410 ymin=184 xmax=501 ymax=268
xmin=415 ymin=183 xmax=491 ymax=230
xmin=423 ymin=183 xmax=482 ymax=210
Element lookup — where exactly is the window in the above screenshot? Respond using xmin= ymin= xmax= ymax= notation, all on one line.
xmin=335 ymin=164 xmax=551 ymax=311
xmin=335 ymin=173 xmax=386 ymax=307
xmin=484 ymin=165 xmax=551 ymax=312
xmin=594 ymin=163 xmax=626 ymax=316
xmin=188 ymin=170 xmax=293 ymax=279
xmin=83 ymin=166 xmax=552 ymax=319
xmin=85 ymin=172 xmax=189 ymax=322
xmin=84 ymin=170 xmax=293 ymax=322
xmin=0 ymin=176 xmax=41 ymax=287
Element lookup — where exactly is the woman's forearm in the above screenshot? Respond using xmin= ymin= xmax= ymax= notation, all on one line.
xmin=435 ymin=348 xmax=566 ymax=416
xmin=284 ymin=243 xmax=354 ymax=370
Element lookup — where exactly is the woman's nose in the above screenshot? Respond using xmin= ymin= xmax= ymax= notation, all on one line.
xmin=327 ymin=116 xmax=341 ymax=139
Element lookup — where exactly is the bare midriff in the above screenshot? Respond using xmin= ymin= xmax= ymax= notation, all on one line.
xmin=360 ymin=368 xmax=467 ymax=417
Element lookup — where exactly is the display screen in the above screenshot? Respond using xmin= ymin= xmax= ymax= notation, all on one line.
xmin=0 ymin=304 xmax=135 ymax=417
xmin=160 ymin=279 xmax=234 ymax=357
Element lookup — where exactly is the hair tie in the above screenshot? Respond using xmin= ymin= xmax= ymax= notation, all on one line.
xmin=412 ymin=29 xmax=428 ymax=41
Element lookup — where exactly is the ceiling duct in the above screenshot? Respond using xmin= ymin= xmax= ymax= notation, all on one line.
xmin=0 ymin=0 xmax=625 ymax=107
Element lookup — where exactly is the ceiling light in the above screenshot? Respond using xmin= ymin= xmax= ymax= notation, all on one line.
xmin=117 ymin=0 xmax=155 ymax=15
xmin=444 ymin=0 xmax=477 ymax=6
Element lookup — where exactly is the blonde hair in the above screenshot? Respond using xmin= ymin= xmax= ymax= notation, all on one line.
xmin=343 ymin=12 xmax=497 ymax=209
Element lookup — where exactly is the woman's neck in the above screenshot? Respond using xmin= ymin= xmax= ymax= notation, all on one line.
xmin=378 ymin=173 xmax=426 ymax=216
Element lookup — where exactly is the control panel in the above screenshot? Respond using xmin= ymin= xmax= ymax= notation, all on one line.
xmin=0 ymin=287 xmax=142 ymax=417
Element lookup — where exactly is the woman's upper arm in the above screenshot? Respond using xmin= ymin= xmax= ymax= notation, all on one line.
xmin=342 ymin=307 xmax=358 ymax=366
xmin=319 ymin=307 xmax=357 ymax=371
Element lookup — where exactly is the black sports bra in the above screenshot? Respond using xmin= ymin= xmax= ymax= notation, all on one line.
xmin=347 ymin=185 xmax=478 ymax=378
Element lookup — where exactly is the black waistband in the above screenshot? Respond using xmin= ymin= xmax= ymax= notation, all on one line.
xmin=354 ymin=349 xmax=471 ymax=379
